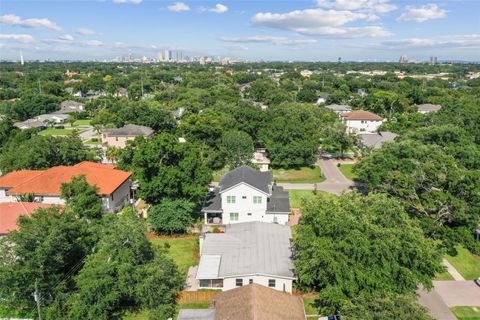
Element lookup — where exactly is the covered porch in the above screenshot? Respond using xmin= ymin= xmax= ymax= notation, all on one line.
xmin=204 ymin=211 xmax=223 ymax=225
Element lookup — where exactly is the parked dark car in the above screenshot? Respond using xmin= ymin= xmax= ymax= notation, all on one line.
xmin=474 ymin=277 xmax=480 ymax=287
xmin=54 ymin=125 xmax=65 ymax=129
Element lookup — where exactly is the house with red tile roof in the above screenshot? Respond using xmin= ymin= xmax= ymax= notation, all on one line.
xmin=0 ymin=162 xmax=132 ymax=212
xmin=0 ymin=202 xmax=59 ymax=235
xmin=340 ymin=110 xmax=384 ymax=134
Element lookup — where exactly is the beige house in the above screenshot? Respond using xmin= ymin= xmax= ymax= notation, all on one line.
xmin=101 ymin=124 xmax=154 ymax=149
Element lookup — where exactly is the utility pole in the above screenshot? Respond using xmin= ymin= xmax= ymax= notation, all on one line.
xmin=34 ymin=278 xmax=42 ymax=320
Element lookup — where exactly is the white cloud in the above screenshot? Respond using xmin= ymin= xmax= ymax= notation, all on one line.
xmin=252 ymin=8 xmax=390 ymax=38
xmin=317 ymin=0 xmax=397 ymax=13
xmin=381 ymin=34 xmax=480 ymax=49
xmin=112 ymin=0 xmax=143 ymax=4
xmin=168 ymin=2 xmax=190 ymax=12
xmin=220 ymin=35 xmax=317 ymax=46
xmin=0 ymin=34 xmax=35 ymax=43
xmin=210 ymin=4 xmax=228 ymax=13
xmin=76 ymin=28 xmax=99 ymax=35
xmin=225 ymin=44 xmax=248 ymax=51
xmin=58 ymin=34 xmax=74 ymax=41
xmin=0 ymin=14 xmax=61 ymax=31
xmin=81 ymin=40 xmax=104 ymax=47
xmin=397 ymin=4 xmax=446 ymax=23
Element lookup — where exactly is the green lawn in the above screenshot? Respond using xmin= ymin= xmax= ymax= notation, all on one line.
xmin=451 ymin=306 xmax=480 ymax=320
xmin=288 ymin=190 xmax=325 ymax=208
xmin=273 ymin=166 xmax=325 ymax=183
xmin=302 ymin=297 xmax=319 ymax=316
xmin=84 ymin=138 xmax=101 ymax=145
xmin=434 ymin=271 xmax=455 ymax=281
xmin=149 ymin=236 xmax=198 ymax=275
xmin=337 ymin=163 xmax=357 ymax=181
xmin=39 ymin=128 xmax=75 ymax=136
xmin=73 ymin=119 xmax=92 ymax=126
xmin=445 ymin=246 xmax=480 ymax=280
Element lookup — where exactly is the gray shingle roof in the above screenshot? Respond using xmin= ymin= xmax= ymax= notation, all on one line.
xmin=267 ymin=186 xmax=290 ymax=214
xmin=202 ymin=188 xmax=222 ymax=212
xmin=198 ymin=222 xmax=295 ymax=279
xmin=219 ymin=166 xmax=272 ymax=194
xmin=103 ymin=124 xmax=154 ymax=137
xmin=325 ymin=104 xmax=352 ymax=112
xmin=358 ymin=131 xmax=398 ymax=149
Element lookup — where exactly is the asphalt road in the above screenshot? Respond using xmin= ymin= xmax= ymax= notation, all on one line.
xmin=417 ymin=285 xmax=457 ymax=320
xmin=278 ymin=160 xmax=356 ymax=195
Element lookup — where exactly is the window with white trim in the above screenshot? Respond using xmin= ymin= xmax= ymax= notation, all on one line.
xmin=253 ymin=196 xmax=262 ymax=204
xmin=268 ymin=279 xmax=276 ymax=288
xmin=230 ymin=212 xmax=239 ymax=221
xmin=236 ymin=278 xmax=243 ymax=287
xmin=227 ymin=196 xmax=236 ymax=204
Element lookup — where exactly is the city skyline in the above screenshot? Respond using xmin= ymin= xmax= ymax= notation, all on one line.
xmin=0 ymin=0 xmax=479 ymax=62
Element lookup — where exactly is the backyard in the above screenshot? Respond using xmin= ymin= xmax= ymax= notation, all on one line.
xmin=39 ymin=128 xmax=76 ymax=136
xmin=445 ymin=246 xmax=480 ymax=280
xmin=149 ymin=236 xmax=199 ymax=275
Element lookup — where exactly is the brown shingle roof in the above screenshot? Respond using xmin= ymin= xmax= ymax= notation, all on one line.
xmin=213 ymin=284 xmax=305 ymax=320
xmin=342 ymin=110 xmax=383 ymax=121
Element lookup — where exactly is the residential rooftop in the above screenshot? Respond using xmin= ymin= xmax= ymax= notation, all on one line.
xmin=197 ymin=222 xmax=295 ymax=280
xmin=357 ymin=131 xmax=399 ymax=149
xmin=0 ymin=202 xmax=59 ymax=235
xmin=103 ymin=124 xmax=154 ymax=137
xmin=341 ymin=110 xmax=384 ymax=121
xmin=219 ymin=165 xmax=272 ymax=194
xmin=0 ymin=162 xmax=131 ymax=196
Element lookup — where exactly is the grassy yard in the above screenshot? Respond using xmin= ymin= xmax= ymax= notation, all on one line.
xmin=84 ymin=138 xmax=101 ymax=145
xmin=451 ymin=306 xmax=480 ymax=320
xmin=302 ymin=297 xmax=319 ymax=316
xmin=73 ymin=119 xmax=92 ymax=126
xmin=149 ymin=236 xmax=198 ymax=275
xmin=337 ymin=163 xmax=357 ymax=181
xmin=287 ymin=190 xmax=331 ymax=208
xmin=273 ymin=166 xmax=325 ymax=183
xmin=39 ymin=128 xmax=75 ymax=136
xmin=445 ymin=246 xmax=480 ymax=280
xmin=434 ymin=270 xmax=455 ymax=281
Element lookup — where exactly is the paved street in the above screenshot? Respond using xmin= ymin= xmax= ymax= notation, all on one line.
xmin=434 ymin=281 xmax=480 ymax=307
xmin=417 ymin=286 xmax=457 ymax=320
xmin=279 ymin=159 xmax=356 ymax=195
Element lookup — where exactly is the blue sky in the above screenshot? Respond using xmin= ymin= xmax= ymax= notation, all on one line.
xmin=0 ymin=0 xmax=479 ymax=61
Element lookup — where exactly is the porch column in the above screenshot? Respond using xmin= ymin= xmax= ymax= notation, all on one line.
xmin=204 ymin=211 xmax=207 ymax=224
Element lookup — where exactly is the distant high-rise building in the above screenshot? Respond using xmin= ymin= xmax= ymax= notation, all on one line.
xmin=399 ymin=55 xmax=408 ymax=64
xmin=164 ymin=49 xmax=171 ymax=62
xmin=221 ymin=57 xmax=230 ymax=65
xmin=430 ymin=56 xmax=437 ymax=65
xmin=175 ymin=50 xmax=183 ymax=62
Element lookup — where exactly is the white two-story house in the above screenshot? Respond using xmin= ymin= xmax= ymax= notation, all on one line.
xmin=202 ymin=166 xmax=291 ymax=225
xmin=341 ymin=110 xmax=384 ymax=134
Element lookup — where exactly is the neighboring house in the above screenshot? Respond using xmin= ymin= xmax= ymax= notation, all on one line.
xmin=250 ymin=148 xmax=270 ymax=172
xmin=0 ymin=162 xmax=132 ymax=212
xmin=357 ymin=131 xmax=399 ymax=150
xmin=59 ymin=100 xmax=85 ymax=113
xmin=13 ymin=119 xmax=46 ymax=130
xmin=101 ymin=124 xmax=154 ymax=149
xmin=36 ymin=113 xmax=69 ymax=124
xmin=325 ymin=104 xmax=352 ymax=114
xmin=300 ymin=70 xmax=313 ymax=78
xmin=202 ymin=166 xmax=290 ymax=225
xmin=178 ymin=284 xmax=305 ymax=320
xmin=73 ymin=91 xmax=86 ymax=98
xmin=114 ymin=87 xmax=129 ymax=98
xmin=316 ymin=92 xmax=330 ymax=105
xmin=196 ymin=222 xmax=296 ymax=292
xmin=341 ymin=110 xmax=384 ymax=134
xmin=417 ymin=103 xmax=442 ymax=114
xmin=0 ymin=202 xmax=58 ymax=236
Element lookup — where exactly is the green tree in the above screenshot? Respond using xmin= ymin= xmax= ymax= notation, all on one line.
xmin=221 ymin=130 xmax=253 ymax=169
xmin=148 ymin=199 xmax=195 ymax=235
xmin=0 ymin=207 xmax=93 ymax=318
xmin=118 ymin=134 xmax=211 ymax=205
xmin=61 ymin=175 xmax=102 ymax=219
xmin=295 ymin=192 xmax=443 ymax=314
xmin=64 ymin=214 xmax=182 ymax=320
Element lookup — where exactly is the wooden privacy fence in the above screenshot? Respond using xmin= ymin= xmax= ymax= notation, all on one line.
xmin=178 ymin=291 xmax=219 ymax=304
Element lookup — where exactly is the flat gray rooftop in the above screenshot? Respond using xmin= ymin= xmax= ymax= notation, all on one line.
xmin=197 ymin=222 xmax=295 ymax=279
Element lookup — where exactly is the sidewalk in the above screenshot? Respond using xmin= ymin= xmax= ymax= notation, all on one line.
xmin=442 ymin=258 xmax=465 ymax=281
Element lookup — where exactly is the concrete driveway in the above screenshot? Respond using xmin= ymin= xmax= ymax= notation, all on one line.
xmin=417 ymin=286 xmax=457 ymax=320
xmin=433 ymin=280 xmax=480 ymax=307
